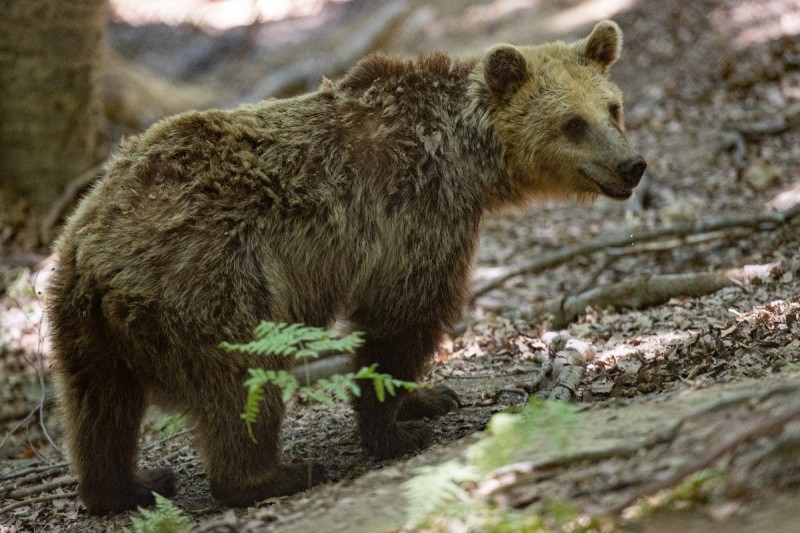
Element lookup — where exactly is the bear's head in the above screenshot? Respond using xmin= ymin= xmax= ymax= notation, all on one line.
xmin=476 ymin=20 xmax=646 ymax=201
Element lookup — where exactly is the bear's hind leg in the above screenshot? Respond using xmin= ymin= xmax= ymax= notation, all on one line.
xmin=190 ymin=365 xmax=325 ymax=507
xmin=351 ymin=324 xmax=445 ymax=459
xmin=396 ymin=385 xmax=460 ymax=421
xmin=57 ymin=358 xmax=176 ymax=514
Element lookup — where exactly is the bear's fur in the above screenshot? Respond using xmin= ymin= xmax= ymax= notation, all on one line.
xmin=48 ymin=20 xmax=645 ymax=514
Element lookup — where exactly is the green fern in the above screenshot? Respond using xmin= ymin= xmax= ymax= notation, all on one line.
xmin=220 ymin=321 xmax=363 ymax=361
xmin=403 ymin=460 xmax=479 ymax=526
xmin=353 ymin=363 xmax=421 ymax=402
xmin=403 ymin=399 xmax=581 ymax=529
xmin=468 ymin=398 xmax=578 ymax=472
xmin=128 ymin=493 xmax=194 ymax=533
xmin=315 ymin=372 xmax=362 ymax=402
xmin=223 ymin=322 xmax=418 ymax=442
xmin=154 ymin=415 xmax=184 ymax=438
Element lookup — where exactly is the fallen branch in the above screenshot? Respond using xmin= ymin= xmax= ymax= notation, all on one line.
xmin=518 ymin=262 xmax=782 ymax=330
xmin=514 ymin=334 xmax=595 ymax=400
xmin=0 ymin=490 xmax=78 ymax=516
xmin=471 ymin=205 xmax=800 ymax=301
xmin=1 ymin=475 xmax=75 ymax=500
xmin=522 ymin=362 xmax=552 ymax=394
xmin=606 ymin=229 xmax=750 ymax=257
xmin=0 ymin=461 xmax=69 ymax=483
xmin=548 ymin=340 xmax=594 ymax=401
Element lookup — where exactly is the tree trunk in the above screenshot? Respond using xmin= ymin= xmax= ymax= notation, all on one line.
xmin=0 ymin=0 xmax=108 ymax=211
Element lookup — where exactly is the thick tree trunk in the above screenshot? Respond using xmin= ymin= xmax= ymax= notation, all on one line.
xmin=0 ymin=0 xmax=108 ymax=211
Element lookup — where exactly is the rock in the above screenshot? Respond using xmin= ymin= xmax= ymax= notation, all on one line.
xmin=744 ymin=163 xmax=780 ymax=190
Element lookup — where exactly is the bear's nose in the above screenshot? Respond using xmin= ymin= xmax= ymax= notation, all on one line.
xmin=617 ymin=156 xmax=647 ymax=186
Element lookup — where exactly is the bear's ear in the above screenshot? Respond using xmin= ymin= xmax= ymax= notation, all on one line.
xmin=578 ymin=20 xmax=622 ymax=73
xmin=484 ymin=44 xmax=529 ymax=97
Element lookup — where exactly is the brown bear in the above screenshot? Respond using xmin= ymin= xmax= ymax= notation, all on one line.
xmin=48 ymin=20 xmax=645 ymax=514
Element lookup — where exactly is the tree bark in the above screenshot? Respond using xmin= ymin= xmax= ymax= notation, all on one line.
xmin=0 ymin=0 xmax=108 ymax=211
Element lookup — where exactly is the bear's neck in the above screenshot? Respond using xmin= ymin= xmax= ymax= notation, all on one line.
xmin=455 ymin=72 xmax=535 ymax=213
xmin=332 ymin=52 xmax=530 ymax=217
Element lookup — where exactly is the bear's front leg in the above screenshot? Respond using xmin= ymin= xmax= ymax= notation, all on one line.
xmin=351 ymin=323 xmax=451 ymax=459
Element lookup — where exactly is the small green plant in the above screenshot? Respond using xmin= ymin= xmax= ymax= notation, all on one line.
xmin=622 ymin=469 xmax=725 ymax=522
xmin=127 ymin=492 xmax=194 ymax=533
xmin=154 ymin=415 xmax=184 ymax=438
xmin=468 ymin=398 xmax=578 ymax=472
xmin=403 ymin=398 xmax=581 ymax=530
xmin=221 ymin=321 xmax=420 ymax=441
xmin=403 ymin=460 xmax=480 ymax=525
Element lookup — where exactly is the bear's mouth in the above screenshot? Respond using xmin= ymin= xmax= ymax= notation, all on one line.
xmin=579 ymin=166 xmax=633 ymax=200
xmin=597 ymin=183 xmax=633 ymax=200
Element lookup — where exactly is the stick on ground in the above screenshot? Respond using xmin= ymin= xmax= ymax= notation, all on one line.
xmin=471 ymin=205 xmax=800 ymax=300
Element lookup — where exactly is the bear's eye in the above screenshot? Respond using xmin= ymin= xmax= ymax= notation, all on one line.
xmin=562 ymin=117 xmax=588 ymax=142
xmin=609 ymin=102 xmax=621 ymax=122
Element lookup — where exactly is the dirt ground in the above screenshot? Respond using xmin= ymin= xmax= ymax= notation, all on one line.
xmin=2 ymin=0 xmax=800 ymax=531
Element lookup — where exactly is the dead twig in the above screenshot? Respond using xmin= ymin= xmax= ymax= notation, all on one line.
xmin=520 ymin=261 xmax=782 ymax=329
xmin=0 ymin=490 xmax=78 ymax=515
xmin=547 ymin=339 xmax=594 ymax=401
xmin=0 ymin=405 xmax=38 ymax=451
xmin=157 ymin=445 xmax=191 ymax=465
xmin=0 ymin=461 xmax=69 ymax=483
xmin=606 ymin=229 xmax=750 ymax=257
xmin=471 ymin=205 xmax=800 ymax=300
xmin=290 ymin=354 xmax=351 ymax=383
xmin=1 ymin=427 xmax=192 ymax=487
xmin=521 ymin=361 xmax=552 ymax=394
xmin=548 ymin=365 xmax=584 ymax=402
xmin=1 ymin=475 xmax=76 ymax=500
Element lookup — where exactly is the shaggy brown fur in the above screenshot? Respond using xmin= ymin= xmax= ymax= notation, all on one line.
xmin=48 ymin=20 xmax=645 ymax=514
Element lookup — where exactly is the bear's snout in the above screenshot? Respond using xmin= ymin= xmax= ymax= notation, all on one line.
xmin=617 ymin=156 xmax=647 ymax=187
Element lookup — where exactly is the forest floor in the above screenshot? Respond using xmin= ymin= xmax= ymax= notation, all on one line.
xmin=2 ymin=0 xmax=800 ymax=531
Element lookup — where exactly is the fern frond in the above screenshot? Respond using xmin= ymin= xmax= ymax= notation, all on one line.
xmin=352 ymin=365 xmax=420 ymax=402
xmin=353 ymin=363 xmax=380 ymax=379
xmin=226 ymin=322 xmax=421 ymax=440
xmin=153 ymin=415 xmax=184 ymax=438
xmin=316 ymin=372 xmax=360 ymax=402
xmin=221 ymin=322 xmax=363 ymax=361
xmin=299 ymin=387 xmax=337 ymax=407
xmin=241 ymin=369 xmax=269 ymax=442
xmin=129 ymin=493 xmax=194 ymax=533
xmin=468 ymin=399 xmax=578 ymax=472
xmin=403 ymin=460 xmax=478 ymax=526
